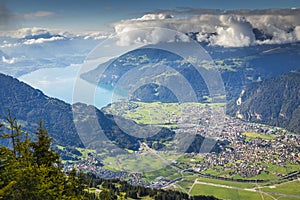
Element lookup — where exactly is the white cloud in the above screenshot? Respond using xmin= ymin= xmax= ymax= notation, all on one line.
xmin=295 ymin=26 xmax=300 ymax=40
xmin=9 ymin=27 xmax=51 ymax=38
xmin=114 ymin=13 xmax=192 ymax=46
xmin=2 ymin=9 xmax=300 ymax=48
xmin=114 ymin=14 xmax=219 ymax=39
xmin=83 ymin=32 xmax=109 ymax=40
xmin=246 ymin=14 xmax=298 ymax=34
xmin=0 ymin=28 xmax=64 ymax=46
xmin=0 ymin=27 xmax=110 ymax=41
xmin=209 ymin=16 xmax=255 ymax=47
xmin=136 ymin=13 xmax=173 ymax=21
xmin=114 ymin=13 xmax=256 ymax=47
xmin=115 ymin=27 xmax=190 ymax=46
xmin=23 ymin=36 xmax=65 ymax=45
xmin=113 ymin=10 xmax=300 ymax=47
xmin=0 ymin=43 xmax=19 ymax=48
xmin=256 ymin=28 xmax=297 ymax=45
xmin=2 ymin=56 xmax=16 ymax=64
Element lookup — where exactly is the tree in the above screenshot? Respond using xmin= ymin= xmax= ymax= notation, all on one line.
xmin=0 ymin=114 xmax=88 ymax=199
xmin=99 ymin=188 xmax=111 ymax=200
xmin=117 ymin=192 xmax=126 ymax=200
xmin=1 ymin=110 xmax=22 ymax=156
xmin=31 ymin=121 xmax=60 ymax=167
xmin=65 ymin=168 xmax=87 ymax=197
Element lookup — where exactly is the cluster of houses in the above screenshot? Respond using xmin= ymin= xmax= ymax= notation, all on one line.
xmin=173 ymin=105 xmax=300 ymax=179
xmin=63 ymin=103 xmax=300 ymax=187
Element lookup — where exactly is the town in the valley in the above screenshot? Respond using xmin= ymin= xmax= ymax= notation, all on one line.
xmin=62 ymin=102 xmax=300 ymax=188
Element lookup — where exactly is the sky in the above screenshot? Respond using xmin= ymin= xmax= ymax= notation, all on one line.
xmin=2 ymin=0 xmax=300 ymax=31
xmin=1 ymin=0 xmax=300 ymax=48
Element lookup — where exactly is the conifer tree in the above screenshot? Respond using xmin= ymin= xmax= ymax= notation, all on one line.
xmin=31 ymin=121 xmax=60 ymax=167
xmin=1 ymin=110 xmax=22 ymax=156
xmin=0 ymin=114 xmax=88 ymax=199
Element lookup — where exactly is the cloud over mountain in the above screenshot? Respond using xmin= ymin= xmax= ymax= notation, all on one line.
xmin=0 ymin=27 xmax=110 ymax=48
xmin=0 ymin=27 xmax=109 ymax=40
xmin=23 ymin=36 xmax=65 ymax=45
xmin=209 ymin=15 xmax=255 ymax=47
xmin=2 ymin=9 xmax=300 ymax=48
xmin=113 ymin=8 xmax=300 ymax=47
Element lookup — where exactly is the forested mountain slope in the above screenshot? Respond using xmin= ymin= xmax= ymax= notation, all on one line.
xmin=227 ymin=70 xmax=300 ymax=134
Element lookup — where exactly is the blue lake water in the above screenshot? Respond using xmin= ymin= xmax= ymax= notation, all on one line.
xmin=19 ymin=64 xmax=126 ymax=109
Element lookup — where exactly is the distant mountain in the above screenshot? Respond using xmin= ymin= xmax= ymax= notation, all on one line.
xmin=81 ymin=43 xmax=300 ymax=102
xmin=0 ymin=73 xmax=83 ymax=147
xmin=0 ymin=73 xmax=187 ymax=152
xmin=81 ymin=47 xmax=210 ymax=103
xmin=227 ymin=70 xmax=300 ymax=134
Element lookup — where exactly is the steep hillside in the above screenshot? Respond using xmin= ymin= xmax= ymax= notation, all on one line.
xmin=0 ymin=74 xmax=178 ymax=151
xmin=0 ymin=73 xmax=83 ymax=146
xmin=227 ymin=70 xmax=300 ymax=133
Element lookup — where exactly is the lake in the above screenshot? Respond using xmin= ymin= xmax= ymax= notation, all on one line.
xmin=19 ymin=64 xmax=126 ymax=109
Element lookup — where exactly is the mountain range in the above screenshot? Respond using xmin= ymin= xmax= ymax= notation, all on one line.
xmin=0 ymin=73 xmax=219 ymax=154
xmin=80 ymin=42 xmax=300 ymax=133
xmin=227 ymin=70 xmax=300 ymax=134
xmin=81 ymin=42 xmax=300 ymax=102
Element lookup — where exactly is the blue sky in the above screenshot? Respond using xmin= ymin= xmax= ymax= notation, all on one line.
xmin=3 ymin=0 xmax=300 ymax=31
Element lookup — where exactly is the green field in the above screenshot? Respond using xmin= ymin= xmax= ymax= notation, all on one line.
xmin=176 ymin=175 xmax=199 ymax=192
xmin=196 ymin=177 xmax=256 ymax=189
xmin=172 ymin=171 xmax=300 ymax=199
xmin=122 ymin=102 xmax=182 ymax=125
xmin=261 ymin=180 xmax=300 ymax=196
xmin=176 ymin=180 xmax=194 ymax=192
xmin=190 ymin=184 xmax=262 ymax=200
xmin=103 ymin=101 xmax=181 ymax=125
xmin=143 ymin=166 xmax=180 ymax=181
xmin=201 ymin=167 xmax=236 ymax=178
xmin=103 ymin=154 xmax=169 ymax=172
xmin=103 ymin=101 xmax=225 ymax=126
xmin=190 ymin=183 xmax=300 ymax=200
xmin=75 ymin=147 xmax=96 ymax=158
xmin=243 ymin=132 xmax=275 ymax=141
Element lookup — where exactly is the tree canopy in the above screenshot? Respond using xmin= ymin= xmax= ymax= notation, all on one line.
xmin=0 ymin=111 xmax=86 ymax=199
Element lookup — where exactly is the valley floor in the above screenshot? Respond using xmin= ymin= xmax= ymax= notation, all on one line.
xmin=62 ymin=101 xmax=300 ymax=199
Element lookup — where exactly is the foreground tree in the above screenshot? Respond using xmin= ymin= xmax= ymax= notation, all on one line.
xmin=0 ymin=113 xmax=87 ymax=199
xmin=31 ymin=121 xmax=60 ymax=168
